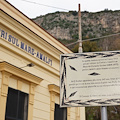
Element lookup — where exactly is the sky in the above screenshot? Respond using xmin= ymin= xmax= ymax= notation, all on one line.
xmin=7 ymin=0 xmax=120 ymax=18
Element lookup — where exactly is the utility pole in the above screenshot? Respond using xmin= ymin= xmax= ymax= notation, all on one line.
xmin=78 ymin=4 xmax=85 ymax=120
xmin=78 ymin=4 xmax=108 ymax=120
xmin=78 ymin=4 xmax=83 ymax=53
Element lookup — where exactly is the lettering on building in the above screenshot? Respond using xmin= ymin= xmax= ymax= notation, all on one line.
xmin=0 ymin=29 xmax=52 ymax=66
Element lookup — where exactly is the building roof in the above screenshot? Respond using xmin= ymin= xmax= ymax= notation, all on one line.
xmin=1 ymin=0 xmax=72 ymax=54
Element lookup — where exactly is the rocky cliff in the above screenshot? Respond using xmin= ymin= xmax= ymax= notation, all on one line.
xmin=33 ymin=10 xmax=120 ymax=41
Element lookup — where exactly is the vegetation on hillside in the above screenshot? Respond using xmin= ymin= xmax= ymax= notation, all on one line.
xmin=33 ymin=9 xmax=120 ymax=53
xmin=33 ymin=9 xmax=120 ymax=41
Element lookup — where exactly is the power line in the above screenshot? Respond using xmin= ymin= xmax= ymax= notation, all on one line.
xmin=19 ymin=0 xmax=69 ymax=11
xmin=11 ymin=0 xmax=120 ymax=47
xmin=83 ymin=32 xmax=120 ymax=42
xmin=66 ymin=32 xmax=120 ymax=47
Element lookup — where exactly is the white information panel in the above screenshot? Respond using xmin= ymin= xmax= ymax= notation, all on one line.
xmin=60 ymin=51 xmax=120 ymax=107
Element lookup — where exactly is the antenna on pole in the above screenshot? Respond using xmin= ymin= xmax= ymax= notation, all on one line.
xmin=78 ymin=4 xmax=83 ymax=53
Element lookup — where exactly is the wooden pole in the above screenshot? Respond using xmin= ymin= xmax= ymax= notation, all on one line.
xmin=78 ymin=4 xmax=85 ymax=120
xmin=78 ymin=4 xmax=82 ymax=53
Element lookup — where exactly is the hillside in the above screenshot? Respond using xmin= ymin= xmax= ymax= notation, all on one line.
xmin=33 ymin=10 xmax=120 ymax=51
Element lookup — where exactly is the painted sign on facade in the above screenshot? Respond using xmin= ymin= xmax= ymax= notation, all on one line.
xmin=60 ymin=51 xmax=120 ymax=107
xmin=0 ymin=28 xmax=52 ymax=66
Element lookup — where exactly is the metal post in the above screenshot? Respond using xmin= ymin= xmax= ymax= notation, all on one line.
xmin=101 ymin=106 xmax=108 ymax=120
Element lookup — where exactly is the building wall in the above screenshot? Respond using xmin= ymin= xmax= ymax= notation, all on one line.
xmin=0 ymin=0 xmax=85 ymax=120
xmin=0 ymin=72 xmax=1 ymax=99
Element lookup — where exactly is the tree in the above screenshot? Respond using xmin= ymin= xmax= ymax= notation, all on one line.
xmin=83 ymin=41 xmax=101 ymax=52
xmin=72 ymin=41 xmax=101 ymax=53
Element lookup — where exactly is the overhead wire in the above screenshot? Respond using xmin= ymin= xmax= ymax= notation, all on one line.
xmin=19 ymin=0 xmax=70 ymax=11
xmin=13 ymin=0 xmax=120 ymax=47
xmin=66 ymin=32 xmax=120 ymax=46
